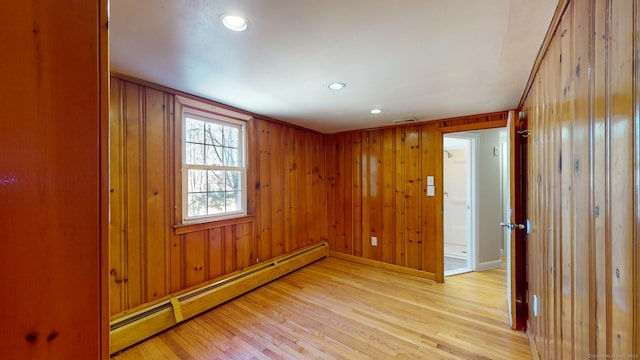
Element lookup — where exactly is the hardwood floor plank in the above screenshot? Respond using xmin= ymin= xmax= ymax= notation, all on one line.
xmin=113 ymin=258 xmax=530 ymax=359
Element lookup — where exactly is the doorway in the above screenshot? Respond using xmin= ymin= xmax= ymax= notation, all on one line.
xmin=443 ymin=135 xmax=475 ymax=276
xmin=443 ymin=128 xmax=509 ymax=277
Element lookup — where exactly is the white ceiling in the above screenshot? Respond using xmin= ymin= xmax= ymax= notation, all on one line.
xmin=110 ymin=0 xmax=558 ymax=133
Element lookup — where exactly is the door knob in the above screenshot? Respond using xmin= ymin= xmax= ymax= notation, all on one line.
xmin=500 ymin=222 xmax=525 ymax=230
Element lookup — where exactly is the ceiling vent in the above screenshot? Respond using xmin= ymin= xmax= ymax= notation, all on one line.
xmin=393 ymin=118 xmax=417 ymax=124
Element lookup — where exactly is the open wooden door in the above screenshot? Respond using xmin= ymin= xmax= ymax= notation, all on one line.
xmin=506 ymin=110 xmax=529 ymax=331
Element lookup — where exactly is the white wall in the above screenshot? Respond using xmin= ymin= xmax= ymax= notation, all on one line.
xmin=465 ymin=128 xmax=504 ymax=266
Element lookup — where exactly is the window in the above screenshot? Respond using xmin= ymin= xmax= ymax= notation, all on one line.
xmin=182 ymin=108 xmax=247 ymax=222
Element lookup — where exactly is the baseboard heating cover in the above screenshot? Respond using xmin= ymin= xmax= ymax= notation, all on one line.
xmin=110 ymin=241 xmax=329 ymax=354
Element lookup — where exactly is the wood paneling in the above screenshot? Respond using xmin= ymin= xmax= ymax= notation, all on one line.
xmin=109 ymin=76 xmax=327 ymax=316
xmin=0 ymin=1 xmax=108 ymax=358
xmin=521 ymin=0 xmax=639 ymax=357
xmin=326 ymin=113 xmax=505 ymax=282
xmin=110 ymin=80 xmax=175 ymax=312
xmin=110 ymin=242 xmax=329 ymax=353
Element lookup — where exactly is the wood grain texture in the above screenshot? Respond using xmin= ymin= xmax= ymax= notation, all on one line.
xmin=0 ymin=1 xmax=108 ymax=358
xmin=326 ymin=113 xmax=507 ymax=282
xmin=110 ymin=242 xmax=328 ymax=353
xmin=113 ymin=257 xmax=530 ymax=360
xmin=521 ymin=0 xmax=639 ymax=357
xmin=109 ymin=76 xmax=328 ymax=317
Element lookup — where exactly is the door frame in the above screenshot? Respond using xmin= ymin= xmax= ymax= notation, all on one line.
xmin=443 ymin=134 xmax=478 ymax=273
xmin=440 ymin=110 xmax=528 ymax=330
xmin=509 ymin=110 xmax=529 ymax=330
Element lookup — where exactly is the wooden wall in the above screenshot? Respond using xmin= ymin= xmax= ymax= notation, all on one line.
xmin=0 ymin=1 xmax=109 ymax=358
xmin=521 ymin=0 xmax=639 ymax=358
xmin=326 ymin=113 xmax=508 ymax=281
xmin=109 ymin=76 xmax=327 ymax=316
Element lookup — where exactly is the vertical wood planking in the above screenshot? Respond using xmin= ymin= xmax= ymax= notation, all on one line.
xmin=592 ymin=0 xmax=609 ymax=355
xmin=236 ymin=223 xmax=253 ymax=270
xmin=208 ymin=228 xmax=224 ymax=279
xmin=325 ymin=113 xmax=507 ymax=279
xmin=305 ymin=131 xmax=317 ymax=244
xmin=326 ymin=134 xmax=338 ymax=251
xmin=549 ymin=45 xmax=557 ymax=354
xmin=316 ymin=133 xmax=329 ymax=243
xmin=296 ymin=130 xmax=309 ymax=246
xmin=539 ymin=53 xmax=551 ymax=359
xmin=287 ymin=127 xmax=300 ymax=252
xmin=370 ymin=130 xmax=383 ymax=261
xmin=559 ymin=7 xmax=575 ymax=359
xmin=223 ymin=226 xmax=236 ymax=274
xmin=352 ymin=133 xmax=363 ymax=257
xmin=270 ymin=124 xmax=285 ymax=258
xmin=609 ymin=0 xmax=634 ymax=355
xmin=169 ymin=234 xmax=183 ymax=294
xmin=404 ymin=126 xmax=422 ymax=270
xmin=109 ymin=79 xmax=125 ymax=314
xmin=522 ymin=0 xmax=639 ymax=357
xmin=395 ymin=128 xmax=407 ymax=266
xmin=381 ymin=128 xmax=396 ymax=264
xmin=361 ymin=132 xmax=372 ymax=259
xmin=110 ymin=77 xmax=328 ymax=316
xmin=184 ymin=231 xmax=206 ymax=288
xmin=165 ymin=96 xmax=176 ymax=298
xmin=282 ymin=126 xmax=293 ymax=254
xmin=344 ymin=133 xmax=354 ymax=255
xmin=125 ymin=82 xmax=144 ymax=310
xmin=145 ymin=88 xmax=169 ymax=302
xmin=421 ymin=123 xmax=442 ymax=275
xmin=258 ymin=120 xmax=272 ymax=261
xmin=635 ymin=1 xmax=640 ymax=356
xmin=571 ymin=1 xmax=592 ymax=357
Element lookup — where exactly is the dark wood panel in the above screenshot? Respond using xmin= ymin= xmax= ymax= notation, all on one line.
xmin=0 ymin=1 xmax=108 ymax=358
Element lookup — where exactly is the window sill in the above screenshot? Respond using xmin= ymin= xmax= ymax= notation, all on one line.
xmin=173 ymin=215 xmax=255 ymax=235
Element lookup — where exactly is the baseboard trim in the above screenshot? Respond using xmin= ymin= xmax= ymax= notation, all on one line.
xmin=329 ymin=251 xmax=437 ymax=281
xmin=110 ymin=241 xmax=329 ymax=354
xmin=476 ymin=259 xmax=502 ymax=271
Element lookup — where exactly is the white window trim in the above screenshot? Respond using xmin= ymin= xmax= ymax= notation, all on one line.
xmin=181 ymin=106 xmax=248 ymax=224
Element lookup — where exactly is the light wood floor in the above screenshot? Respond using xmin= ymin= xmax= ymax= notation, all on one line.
xmin=112 ymin=257 xmax=530 ymax=359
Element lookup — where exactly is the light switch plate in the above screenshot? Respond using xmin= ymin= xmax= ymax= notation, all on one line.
xmin=427 ymin=176 xmax=434 ymax=186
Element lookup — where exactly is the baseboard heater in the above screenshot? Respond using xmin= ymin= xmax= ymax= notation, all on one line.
xmin=110 ymin=241 xmax=329 ymax=354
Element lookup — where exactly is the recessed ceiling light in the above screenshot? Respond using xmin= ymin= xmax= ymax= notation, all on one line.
xmin=370 ymin=108 xmax=382 ymax=114
xmin=222 ymin=14 xmax=249 ymax=31
xmin=328 ymin=82 xmax=346 ymax=90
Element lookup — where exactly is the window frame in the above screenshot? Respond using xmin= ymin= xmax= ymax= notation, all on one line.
xmin=180 ymin=106 xmax=248 ymax=224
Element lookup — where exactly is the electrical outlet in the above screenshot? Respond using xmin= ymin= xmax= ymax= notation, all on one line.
xmin=371 ymin=236 xmax=378 ymax=246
